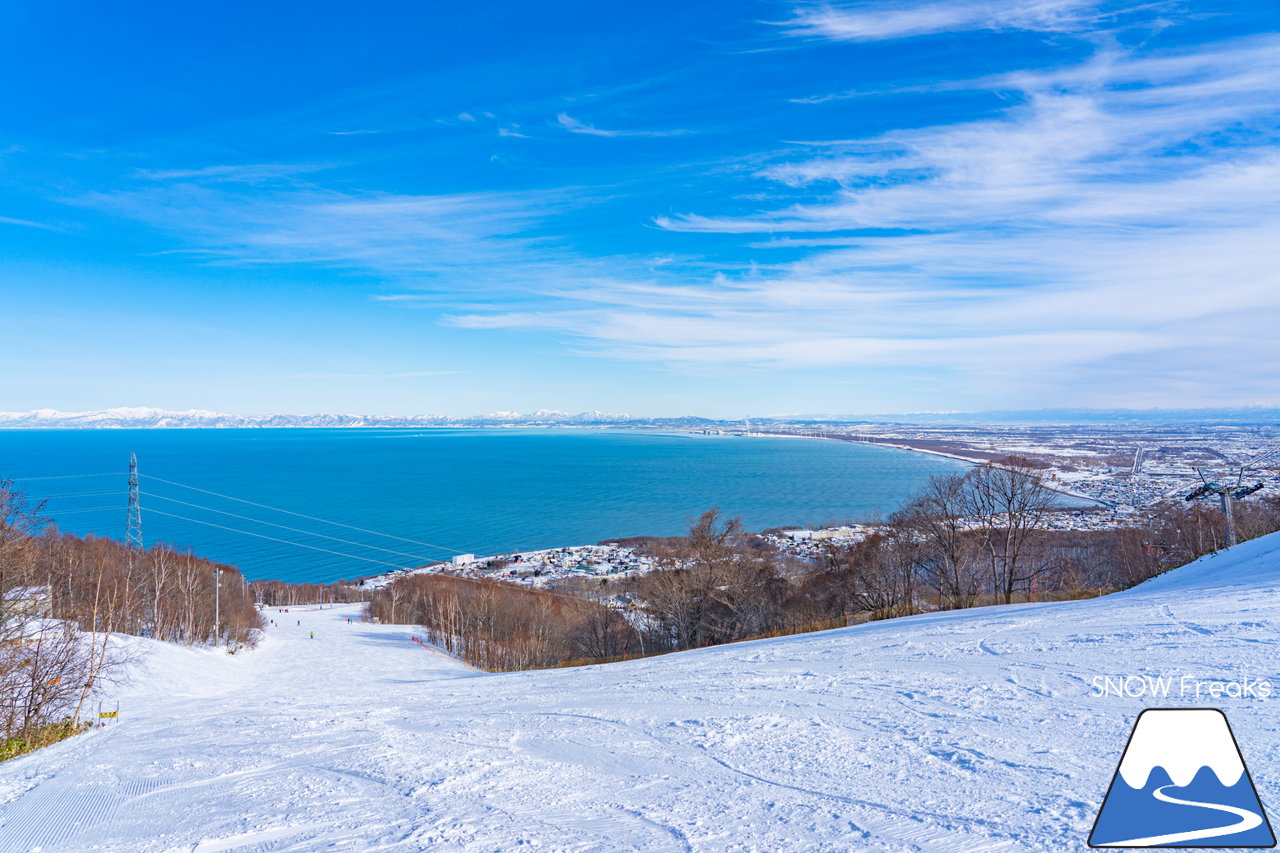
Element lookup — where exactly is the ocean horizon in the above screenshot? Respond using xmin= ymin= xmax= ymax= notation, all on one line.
xmin=2 ymin=428 xmax=969 ymax=584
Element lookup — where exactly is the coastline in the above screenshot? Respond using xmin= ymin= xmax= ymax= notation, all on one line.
xmin=747 ymin=429 xmax=1109 ymax=507
xmin=10 ymin=425 xmax=1111 ymax=592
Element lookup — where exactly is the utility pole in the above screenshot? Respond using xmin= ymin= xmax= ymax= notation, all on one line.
xmin=126 ymin=452 xmax=144 ymax=557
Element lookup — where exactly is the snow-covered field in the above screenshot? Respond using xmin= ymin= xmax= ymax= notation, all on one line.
xmin=3 ymin=534 xmax=1279 ymax=852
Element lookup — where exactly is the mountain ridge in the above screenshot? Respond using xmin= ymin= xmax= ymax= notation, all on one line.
xmin=4 ymin=405 xmax=1278 ymax=429
xmin=0 ymin=407 xmax=718 ymax=429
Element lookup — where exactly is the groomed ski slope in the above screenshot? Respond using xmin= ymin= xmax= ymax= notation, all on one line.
xmin=3 ymin=533 xmax=1279 ymax=852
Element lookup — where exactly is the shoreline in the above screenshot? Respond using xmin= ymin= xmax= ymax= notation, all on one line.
xmin=345 ymin=429 xmax=1114 ymax=591
xmin=747 ymin=429 xmax=1109 ymax=507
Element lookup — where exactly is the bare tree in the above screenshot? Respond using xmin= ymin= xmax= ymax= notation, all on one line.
xmin=821 ymin=533 xmax=916 ymax=616
xmin=962 ymin=456 xmax=1058 ymax=603
xmin=638 ymin=510 xmax=783 ymax=649
xmin=890 ymin=474 xmax=982 ymax=609
xmin=0 ymin=480 xmax=48 ymax=620
xmin=570 ymin=601 xmax=637 ymax=659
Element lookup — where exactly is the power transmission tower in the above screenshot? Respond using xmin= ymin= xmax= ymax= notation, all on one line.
xmin=126 ymin=452 xmax=144 ymax=553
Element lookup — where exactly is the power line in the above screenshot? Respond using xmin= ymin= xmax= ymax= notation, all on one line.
xmin=40 ymin=490 xmax=124 ymax=500
xmin=145 ymin=507 xmax=421 ymax=571
xmin=46 ymin=506 xmax=124 ymax=516
xmin=10 ymin=473 xmax=126 ymax=481
xmin=140 ymin=490 xmax=441 ymax=563
xmin=138 ymin=473 xmax=470 ymax=555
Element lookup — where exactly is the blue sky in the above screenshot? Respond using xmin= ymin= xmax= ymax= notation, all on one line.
xmin=1 ymin=0 xmax=1276 ymax=417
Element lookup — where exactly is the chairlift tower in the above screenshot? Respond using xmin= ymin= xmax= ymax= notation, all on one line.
xmin=1186 ymin=449 xmax=1273 ymax=548
xmin=126 ymin=452 xmax=143 ymax=553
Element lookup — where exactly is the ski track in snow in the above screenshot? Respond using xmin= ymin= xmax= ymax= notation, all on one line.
xmin=2 ymin=534 xmax=1280 ymax=851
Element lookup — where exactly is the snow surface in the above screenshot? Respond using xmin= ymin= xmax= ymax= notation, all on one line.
xmin=3 ymin=534 xmax=1280 ymax=851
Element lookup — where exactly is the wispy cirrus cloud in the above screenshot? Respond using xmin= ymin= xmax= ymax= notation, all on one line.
xmin=46 ymin=16 xmax=1280 ymax=409
xmin=447 ymin=36 xmax=1280 ymax=405
xmin=660 ymin=37 xmax=1280 ymax=235
xmin=781 ymin=0 xmax=1151 ymax=42
xmin=132 ymin=163 xmax=334 ymax=182
xmin=76 ymin=168 xmax=572 ymax=283
xmin=0 ymin=214 xmax=61 ymax=230
xmin=555 ymin=112 xmax=691 ymax=138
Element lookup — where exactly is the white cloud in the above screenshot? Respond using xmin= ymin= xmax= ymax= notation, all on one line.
xmin=555 ymin=112 xmax=691 ymax=138
xmin=133 ymin=163 xmax=331 ymax=182
xmin=77 ymin=173 xmax=567 ymax=282
xmin=454 ymin=37 xmax=1280 ymax=405
xmin=60 ymin=30 xmax=1280 ymax=408
xmin=0 ymin=214 xmax=60 ymax=230
xmin=782 ymin=0 xmax=1142 ymax=42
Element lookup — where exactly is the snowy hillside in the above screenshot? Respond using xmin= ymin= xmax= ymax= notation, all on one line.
xmin=3 ymin=534 xmax=1279 ymax=851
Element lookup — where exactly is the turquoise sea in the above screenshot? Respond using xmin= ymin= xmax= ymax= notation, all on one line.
xmin=0 ymin=428 xmax=967 ymax=583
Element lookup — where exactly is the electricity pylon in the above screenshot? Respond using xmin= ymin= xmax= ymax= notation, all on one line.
xmin=126 ymin=452 xmax=143 ymax=553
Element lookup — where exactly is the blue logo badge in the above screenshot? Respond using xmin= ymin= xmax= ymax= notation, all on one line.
xmin=1090 ymin=708 xmax=1275 ymax=848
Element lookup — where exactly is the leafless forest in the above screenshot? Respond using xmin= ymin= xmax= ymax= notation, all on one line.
xmin=367 ymin=458 xmax=1280 ymax=672
xmin=1 ymin=479 xmax=264 ymax=758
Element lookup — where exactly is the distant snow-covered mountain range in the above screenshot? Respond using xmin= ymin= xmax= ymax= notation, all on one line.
xmin=3 ymin=405 xmax=1274 ymax=429
xmin=0 ymin=407 xmax=722 ymax=429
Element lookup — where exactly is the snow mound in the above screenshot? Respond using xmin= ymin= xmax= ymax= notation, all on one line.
xmin=1127 ymin=530 xmax=1280 ymax=595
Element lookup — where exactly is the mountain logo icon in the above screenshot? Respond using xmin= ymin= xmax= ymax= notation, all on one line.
xmin=1090 ymin=708 xmax=1276 ymax=848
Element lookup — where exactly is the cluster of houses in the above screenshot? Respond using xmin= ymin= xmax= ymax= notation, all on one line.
xmin=763 ymin=526 xmax=875 ymax=561
xmin=356 ymin=544 xmax=662 ymax=591
xmin=456 ymin=545 xmax=660 ymax=586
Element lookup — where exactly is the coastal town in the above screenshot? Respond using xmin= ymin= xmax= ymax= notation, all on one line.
xmin=356 ymin=420 xmax=1280 ymax=591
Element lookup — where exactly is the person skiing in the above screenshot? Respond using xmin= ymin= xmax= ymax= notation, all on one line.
xmin=309 ymin=631 xmax=314 ymax=639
